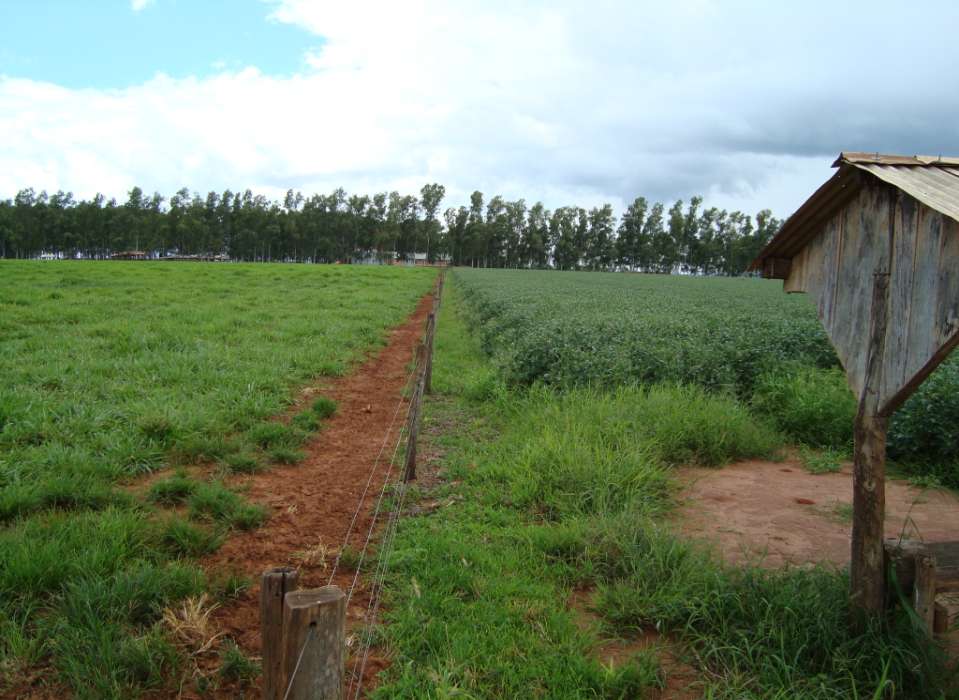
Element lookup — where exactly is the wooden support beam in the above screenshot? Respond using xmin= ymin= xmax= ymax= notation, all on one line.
xmin=281 ymin=587 xmax=346 ymax=700
xmin=261 ymin=567 xmax=299 ymax=700
xmin=850 ymin=270 xmax=891 ymax=618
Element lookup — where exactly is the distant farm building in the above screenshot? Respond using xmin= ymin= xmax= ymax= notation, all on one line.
xmin=752 ymin=152 xmax=959 ymax=621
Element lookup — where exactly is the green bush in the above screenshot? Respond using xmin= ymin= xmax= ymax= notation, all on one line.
xmin=888 ymin=357 xmax=959 ymax=486
xmin=752 ymin=366 xmax=855 ymax=449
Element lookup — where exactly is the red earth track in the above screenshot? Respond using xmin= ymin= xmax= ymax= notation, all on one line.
xmin=193 ymin=290 xmax=436 ymax=699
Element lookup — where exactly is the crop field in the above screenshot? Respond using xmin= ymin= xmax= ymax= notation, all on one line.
xmin=456 ymin=268 xmax=959 ymax=481
xmin=0 ymin=260 xmax=435 ymax=695
xmin=373 ymin=273 xmax=955 ymax=699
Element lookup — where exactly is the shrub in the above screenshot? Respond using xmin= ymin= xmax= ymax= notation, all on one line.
xmin=888 ymin=356 xmax=959 ymax=485
xmin=752 ymin=365 xmax=855 ymax=449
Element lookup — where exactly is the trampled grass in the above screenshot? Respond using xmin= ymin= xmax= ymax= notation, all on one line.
xmin=0 ymin=259 xmax=435 ymax=696
xmin=371 ymin=278 xmax=952 ymax=699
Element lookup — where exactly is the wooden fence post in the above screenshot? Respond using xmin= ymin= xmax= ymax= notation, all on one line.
xmin=280 ymin=586 xmax=346 ymax=700
xmin=424 ymin=312 xmax=435 ymax=395
xmin=404 ymin=343 xmax=426 ymax=482
xmin=261 ymin=567 xmax=299 ymax=700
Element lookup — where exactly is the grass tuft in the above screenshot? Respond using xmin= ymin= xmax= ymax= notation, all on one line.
xmin=187 ymin=482 xmax=267 ymax=530
xmin=217 ymin=639 xmax=260 ymax=683
xmin=148 ymin=474 xmax=199 ymax=505
xmin=311 ymin=396 xmax=338 ymax=419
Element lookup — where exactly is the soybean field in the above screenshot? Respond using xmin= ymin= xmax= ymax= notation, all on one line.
xmin=456 ymin=268 xmax=959 ymax=480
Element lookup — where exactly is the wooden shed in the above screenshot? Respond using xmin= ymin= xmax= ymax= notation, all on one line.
xmin=752 ymin=152 xmax=959 ymax=617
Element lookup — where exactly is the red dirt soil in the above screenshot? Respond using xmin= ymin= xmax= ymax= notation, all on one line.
xmin=192 ymin=291 xmax=436 ymax=698
xmin=678 ymin=458 xmax=959 ymax=569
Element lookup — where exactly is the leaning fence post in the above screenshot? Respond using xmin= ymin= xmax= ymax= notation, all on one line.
xmin=261 ymin=567 xmax=299 ymax=700
xmin=280 ymin=586 xmax=346 ymax=700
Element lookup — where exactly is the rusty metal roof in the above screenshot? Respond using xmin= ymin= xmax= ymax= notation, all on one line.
xmin=751 ymin=152 xmax=959 ymax=270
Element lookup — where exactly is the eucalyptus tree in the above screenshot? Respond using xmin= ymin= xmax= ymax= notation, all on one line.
xmin=419 ymin=183 xmax=446 ymax=262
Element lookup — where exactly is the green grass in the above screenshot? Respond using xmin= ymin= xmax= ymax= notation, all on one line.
xmin=0 ymin=260 xmax=435 ymax=697
xmin=217 ymin=638 xmax=260 ymax=683
xmin=371 ymin=278 xmax=953 ymax=699
xmin=753 ymin=365 xmax=856 ymax=450
xmin=311 ymin=395 xmax=338 ymax=419
xmin=799 ymin=445 xmax=847 ymax=475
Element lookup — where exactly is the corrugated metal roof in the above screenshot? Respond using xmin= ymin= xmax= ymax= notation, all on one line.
xmin=751 ymin=152 xmax=959 ymax=271
xmin=850 ymin=162 xmax=959 ymax=223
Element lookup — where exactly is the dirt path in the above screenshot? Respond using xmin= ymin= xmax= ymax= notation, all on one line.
xmin=195 ymin=291 xmax=435 ymax=698
xmin=678 ymin=458 xmax=959 ymax=568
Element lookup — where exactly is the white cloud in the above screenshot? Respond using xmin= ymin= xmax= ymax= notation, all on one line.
xmin=130 ymin=0 xmax=155 ymax=12
xmin=2 ymin=0 xmax=958 ymax=218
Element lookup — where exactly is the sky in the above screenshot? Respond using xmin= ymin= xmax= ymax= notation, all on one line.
xmin=1 ymin=0 xmax=958 ymax=220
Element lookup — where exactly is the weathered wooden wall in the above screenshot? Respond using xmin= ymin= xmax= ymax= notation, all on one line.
xmin=784 ymin=177 xmax=959 ymax=414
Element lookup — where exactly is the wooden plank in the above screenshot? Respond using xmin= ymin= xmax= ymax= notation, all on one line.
xmin=884 ymin=539 xmax=959 ymax=592
xmin=827 ymin=184 xmax=892 ymax=399
xmin=904 ymin=205 xmax=942 ymax=391
xmin=934 ymin=214 xmax=959 ymax=350
xmin=815 ymin=217 xmax=842 ymax=328
xmin=880 ymin=190 xmax=916 ymax=403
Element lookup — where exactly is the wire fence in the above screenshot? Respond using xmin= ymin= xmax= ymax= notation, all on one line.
xmin=273 ymin=273 xmax=443 ymax=700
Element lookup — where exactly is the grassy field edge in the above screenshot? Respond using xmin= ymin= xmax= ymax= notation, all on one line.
xmin=370 ymin=275 xmax=954 ymax=699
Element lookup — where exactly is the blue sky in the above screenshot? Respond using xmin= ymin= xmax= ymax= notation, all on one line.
xmin=0 ymin=1 xmax=957 ymax=219
xmin=0 ymin=0 xmax=317 ymax=87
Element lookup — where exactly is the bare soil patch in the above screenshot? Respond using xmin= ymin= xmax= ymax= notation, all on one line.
xmin=677 ymin=458 xmax=959 ymax=569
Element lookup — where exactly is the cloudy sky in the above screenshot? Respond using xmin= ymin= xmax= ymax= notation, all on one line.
xmin=1 ymin=0 xmax=958 ymax=219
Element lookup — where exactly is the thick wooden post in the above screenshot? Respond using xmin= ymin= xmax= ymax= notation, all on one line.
xmin=850 ymin=270 xmax=891 ymax=617
xmin=280 ymin=586 xmax=346 ymax=700
xmin=261 ymin=567 xmax=299 ymax=700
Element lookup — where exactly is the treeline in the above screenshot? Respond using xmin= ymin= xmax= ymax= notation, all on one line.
xmin=0 ymin=185 xmax=781 ymax=274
